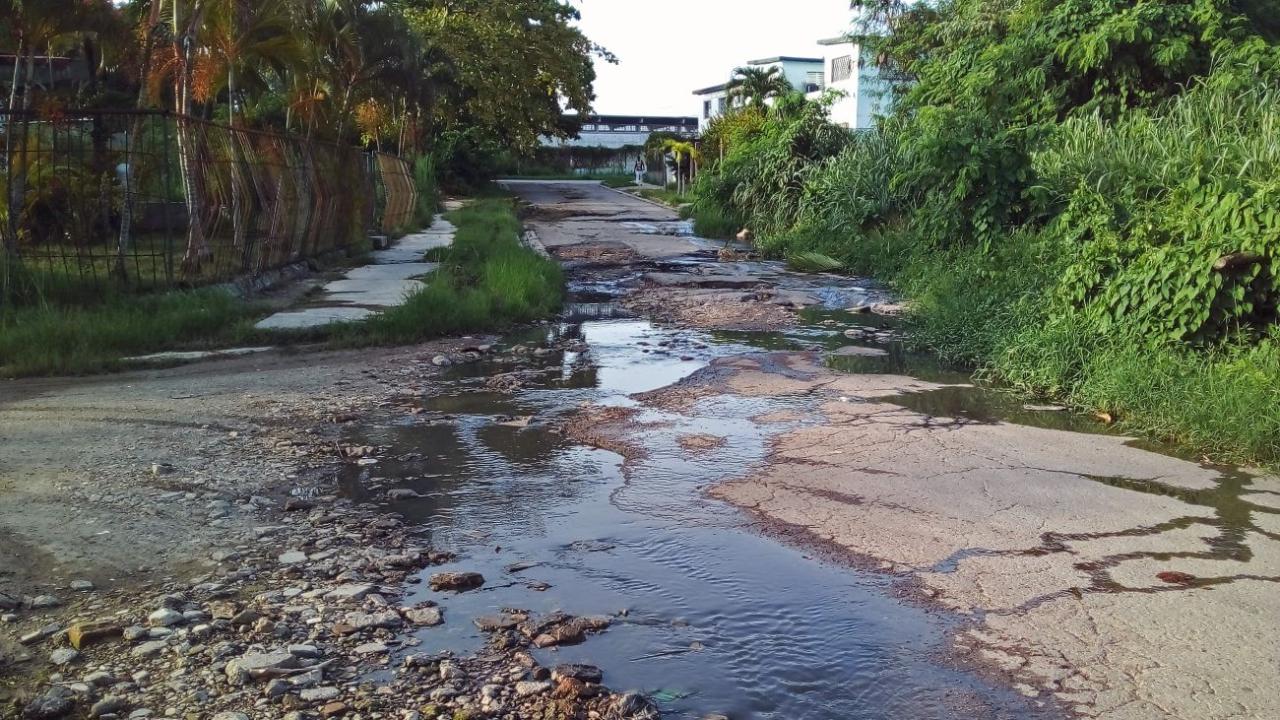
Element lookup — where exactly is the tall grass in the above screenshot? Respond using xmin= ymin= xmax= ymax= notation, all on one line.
xmin=690 ymin=201 xmax=743 ymax=240
xmin=0 ymin=288 xmax=263 ymax=376
xmin=412 ymin=154 xmax=441 ymax=228
xmin=334 ymin=197 xmax=563 ymax=344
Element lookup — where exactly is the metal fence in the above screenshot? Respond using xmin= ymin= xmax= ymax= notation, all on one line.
xmin=1 ymin=108 xmax=415 ymax=304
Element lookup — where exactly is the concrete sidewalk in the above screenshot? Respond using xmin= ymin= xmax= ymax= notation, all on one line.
xmin=255 ymin=216 xmax=456 ymax=331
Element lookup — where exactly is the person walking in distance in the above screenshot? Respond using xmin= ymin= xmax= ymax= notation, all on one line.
xmin=634 ymin=157 xmax=647 ymax=185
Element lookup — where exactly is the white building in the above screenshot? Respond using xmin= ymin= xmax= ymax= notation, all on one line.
xmin=693 ymin=56 xmax=825 ymax=132
xmin=692 ymin=40 xmax=893 ymax=133
xmin=815 ymin=37 xmax=892 ymax=129
xmin=541 ymin=115 xmax=698 ymax=150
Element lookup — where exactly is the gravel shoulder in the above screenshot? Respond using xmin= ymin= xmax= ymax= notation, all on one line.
xmin=1 ymin=337 xmax=657 ymax=719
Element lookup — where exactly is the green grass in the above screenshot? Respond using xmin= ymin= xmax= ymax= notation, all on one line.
xmin=330 ymin=196 xmax=563 ymax=345
xmin=691 ymin=204 xmax=742 ymax=240
xmin=862 ymin=230 xmax=1280 ymax=465
xmin=1070 ymin=337 xmax=1280 ymax=462
xmin=0 ymin=288 xmax=264 ymax=377
xmin=600 ymin=176 xmax=637 ymax=189
xmin=637 ymin=188 xmax=689 ymax=207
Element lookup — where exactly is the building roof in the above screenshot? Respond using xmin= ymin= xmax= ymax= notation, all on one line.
xmin=747 ymin=56 xmax=824 ymax=65
xmin=819 ymin=32 xmax=882 ymax=46
xmin=692 ymin=82 xmax=730 ymax=96
xmin=584 ymin=114 xmax=699 ymax=126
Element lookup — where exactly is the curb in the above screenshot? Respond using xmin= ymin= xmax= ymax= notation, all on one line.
xmin=521 ymin=229 xmax=552 ymax=259
xmin=601 ymin=184 xmax=681 ymax=214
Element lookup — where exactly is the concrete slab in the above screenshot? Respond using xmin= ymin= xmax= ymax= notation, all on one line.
xmin=256 ymin=306 xmax=377 ymax=330
xmin=254 ymin=215 xmax=455 ymax=331
xmin=324 ymin=263 xmax=438 ymax=306
xmin=373 ymin=222 xmax=455 ymax=265
xmin=123 ymin=346 xmax=277 ymax=364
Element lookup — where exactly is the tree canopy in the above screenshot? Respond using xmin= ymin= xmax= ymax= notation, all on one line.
xmin=2 ymin=0 xmax=612 ymax=153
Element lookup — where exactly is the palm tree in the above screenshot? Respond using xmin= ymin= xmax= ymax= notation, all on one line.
xmin=727 ymin=66 xmax=792 ymax=110
xmin=661 ymin=139 xmax=700 ymax=196
xmin=205 ymin=0 xmax=305 ymax=249
xmin=137 ymin=0 xmax=214 ymax=272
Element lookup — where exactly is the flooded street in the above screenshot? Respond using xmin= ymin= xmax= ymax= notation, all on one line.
xmin=335 ymin=315 xmax=1056 ymax=718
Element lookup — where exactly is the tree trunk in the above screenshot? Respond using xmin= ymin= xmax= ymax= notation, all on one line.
xmin=175 ymin=24 xmax=210 ymax=274
xmin=115 ymin=5 xmax=164 ymax=281
xmin=84 ymin=37 xmax=112 ymax=251
xmin=8 ymin=50 xmax=36 ymax=252
xmin=4 ymin=36 xmax=25 ymax=254
xmin=228 ymin=65 xmax=247 ymax=252
xmin=335 ymin=81 xmax=355 ymax=141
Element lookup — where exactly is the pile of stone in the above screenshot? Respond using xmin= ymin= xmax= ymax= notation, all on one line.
xmin=4 ymin=496 xmax=655 ymax=720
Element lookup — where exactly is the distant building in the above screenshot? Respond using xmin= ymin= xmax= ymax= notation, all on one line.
xmin=541 ymin=114 xmax=699 ymax=150
xmin=694 ymin=56 xmax=825 ymax=132
xmin=815 ymin=37 xmax=893 ymax=130
xmin=692 ymin=40 xmax=893 ymax=133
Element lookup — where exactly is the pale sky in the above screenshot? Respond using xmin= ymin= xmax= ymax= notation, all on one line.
xmin=572 ymin=0 xmax=857 ymax=117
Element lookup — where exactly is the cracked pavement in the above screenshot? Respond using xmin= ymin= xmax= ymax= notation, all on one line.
xmin=612 ymin=352 xmax=1280 ymax=720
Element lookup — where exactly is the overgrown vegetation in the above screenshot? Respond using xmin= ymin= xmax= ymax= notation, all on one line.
xmin=0 ymin=196 xmax=563 ymax=376
xmin=331 ymin=197 xmax=563 ymax=345
xmin=637 ymin=188 xmax=688 ymax=208
xmin=690 ymin=0 xmax=1280 ymax=463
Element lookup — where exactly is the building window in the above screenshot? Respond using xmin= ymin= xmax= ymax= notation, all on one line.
xmin=703 ymin=100 xmax=711 ymax=118
xmin=718 ymin=97 xmax=728 ymax=113
xmin=832 ymin=55 xmax=853 ymax=82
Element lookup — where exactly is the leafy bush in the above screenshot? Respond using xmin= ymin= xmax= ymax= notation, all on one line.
xmin=1038 ymin=84 xmax=1280 ymax=345
xmin=683 ymin=1 xmax=1280 ymax=462
xmin=693 ymin=95 xmax=851 ymax=238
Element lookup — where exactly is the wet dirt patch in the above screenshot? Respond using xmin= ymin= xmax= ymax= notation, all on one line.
xmin=676 ymin=433 xmax=728 ymax=453
xmin=560 ymin=406 xmax=650 ymax=463
xmin=521 ymin=206 xmax=622 ymax=222
xmin=548 ymin=241 xmax=645 ymax=267
xmin=624 ymin=288 xmax=798 ymax=332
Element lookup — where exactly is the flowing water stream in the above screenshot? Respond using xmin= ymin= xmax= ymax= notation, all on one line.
xmin=330 ymin=256 xmax=1081 ymax=718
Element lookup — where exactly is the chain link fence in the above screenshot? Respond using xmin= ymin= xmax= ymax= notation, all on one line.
xmin=1 ymin=109 xmax=416 ymax=306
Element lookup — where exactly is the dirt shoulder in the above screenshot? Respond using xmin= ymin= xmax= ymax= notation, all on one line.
xmin=0 ymin=345 xmax=435 ymax=601
xmin=582 ymin=351 xmax=1280 ymax=720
